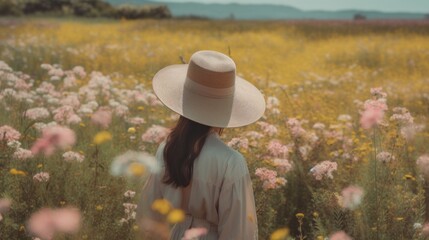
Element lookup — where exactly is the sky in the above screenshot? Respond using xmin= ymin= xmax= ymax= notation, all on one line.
xmin=151 ymin=0 xmax=429 ymax=13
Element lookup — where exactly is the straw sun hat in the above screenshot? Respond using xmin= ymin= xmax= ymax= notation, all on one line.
xmin=152 ymin=50 xmax=266 ymax=128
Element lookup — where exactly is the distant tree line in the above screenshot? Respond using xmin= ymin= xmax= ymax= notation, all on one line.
xmin=0 ymin=0 xmax=171 ymax=19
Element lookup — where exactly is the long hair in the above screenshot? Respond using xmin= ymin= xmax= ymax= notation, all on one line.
xmin=162 ymin=116 xmax=222 ymax=188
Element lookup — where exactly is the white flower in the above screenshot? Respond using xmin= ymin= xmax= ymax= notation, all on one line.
xmin=414 ymin=223 xmax=423 ymax=230
xmin=62 ymin=151 xmax=85 ymax=163
xmin=124 ymin=190 xmax=136 ymax=198
xmin=7 ymin=140 xmax=21 ymax=149
xmin=313 ymin=122 xmax=326 ymax=130
xmin=338 ymin=114 xmax=352 ymax=122
xmin=110 ymin=151 xmax=160 ymax=177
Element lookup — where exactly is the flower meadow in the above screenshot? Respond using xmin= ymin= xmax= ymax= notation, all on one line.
xmin=1 ymin=18 xmax=429 ymax=240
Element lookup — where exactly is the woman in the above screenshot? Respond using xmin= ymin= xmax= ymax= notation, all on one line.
xmin=136 ymin=50 xmax=266 ymax=240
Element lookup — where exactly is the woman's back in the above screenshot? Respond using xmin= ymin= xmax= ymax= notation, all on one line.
xmin=137 ymin=132 xmax=258 ymax=240
xmin=137 ymin=50 xmax=264 ymax=240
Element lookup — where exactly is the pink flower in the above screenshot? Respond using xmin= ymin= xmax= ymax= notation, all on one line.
xmin=266 ymin=96 xmax=280 ymax=109
xmin=272 ymin=158 xmax=293 ymax=174
xmin=113 ymin=104 xmax=129 ymax=117
xmin=267 ymin=140 xmax=288 ymax=158
xmin=141 ymin=125 xmax=170 ymax=144
xmin=370 ymin=87 xmax=387 ymax=99
xmin=227 ymin=137 xmax=249 ymax=151
xmin=257 ymin=121 xmax=278 ymax=136
xmin=31 ymin=126 xmax=76 ymax=156
xmin=27 ymin=208 xmax=55 ymax=240
xmin=329 ymin=231 xmax=352 ymax=240
xmin=51 ymin=207 xmax=81 ymax=233
xmin=0 ymin=125 xmax=21 ymax=142
xmin=72 ymin=66 xmax=86 ymax=78
xmin=60 ymin=94 xmax=81 ymax=109
xmin=53 ymin=106 xmax=81 ymax=125
xmin=24 ymin=108 xmax=50 ymax=120
xmin=255 ymin=167 xmax=277 ymax=182
xmin=310 ymin=161 xmax=338 ymax=181
xmin=422 ymin=222 xmax=429 ymax=236
xmin=339 ymin=185 xmax=364 ymax=210
xmin=360 ymin=99 xmax=388 ymax=129
xmin=245 ymin=131 xmax=264 ymax=140
xmin=14 ymin=78 xmax=32 ymax=90
xmin=33 ymin=172 xmax=50 ymax=182
xmin=0 ymin=198 xmax=12 ymax=221
xmin=27 ymin=207 xmax=81 ymax=240
xmin=286 ymin=118 xmax=306 ymax=138
xmin=36 ymin=82 xmax=57 ymax=95
xmin=91 ymin=107 xmax=112 ymax=128
xmin=400 ymin=123 xmax=425 ymax=141
xmin=390 ymin=107 xmax=413 ymax=125
xmin=182 ymin=227 xmax=208 ymax=240
xmin=255 ymin=168 xmax=286 ymax=190
xmin=0 ymin=198 xmax=11 ymax=213
xmin=13 ymin=148 xmax=33 ymax=160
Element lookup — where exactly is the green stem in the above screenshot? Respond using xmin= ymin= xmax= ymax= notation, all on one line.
xmin=372 ymin=127 xmax=379 ymax=239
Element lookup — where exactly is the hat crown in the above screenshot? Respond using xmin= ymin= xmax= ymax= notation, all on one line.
xmin=190 ymin=50 xmax=236 ymax=72
xmin=185 ymin=51 xmax=236 ymax=98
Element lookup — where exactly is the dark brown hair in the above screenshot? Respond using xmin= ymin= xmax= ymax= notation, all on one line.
xmin=162 ymin=116 xmax=222 ymax=188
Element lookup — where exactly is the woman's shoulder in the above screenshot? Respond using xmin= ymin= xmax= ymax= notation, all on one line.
xmin=204 ymin=133 xmax=249 ymax=178
xmin=205 ymin=133 xmax=244 ymax=159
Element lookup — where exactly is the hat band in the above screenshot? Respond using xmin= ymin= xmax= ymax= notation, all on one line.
xmin=184 ymin=77 xmax=235 ymax=99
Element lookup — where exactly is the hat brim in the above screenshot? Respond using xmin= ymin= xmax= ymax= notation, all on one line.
xmin=152 ymin=64 xmax=266 ymax=128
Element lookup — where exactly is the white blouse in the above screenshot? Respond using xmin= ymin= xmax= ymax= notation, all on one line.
xmin=136 ymin=132 xmax=258 ymax=240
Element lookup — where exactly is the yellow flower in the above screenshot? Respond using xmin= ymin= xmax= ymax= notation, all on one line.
xmin=313 ymin=211 xmax=319 ymax=218
xmin=93 ymin=131 xmax=112 ymax=145
xmin=10 ymin=168 xmax=26 ymax=176
xmin=395 ymin=217 xmax=404 ymax=221
xmin=270 ymin=228 xmax=289 ymax=240
xmin=151 ymin=199 xmax=171 ymax=215
xmin=37 ymin=164 xmax=43 ymax=168
xmin=127 ymin=127 xmax=136 ymax=134
xmin=128 ymin=162 xmax=146 ymax=177
xmin=295 ymin=213 xmax=304 ymax=219
xmin=133 ymin=225 xmax=139 ymax=231
xmin=240 ymin=148 xmax=248 ymax=154
xmin=403 ymin=174 xmax=416 ymax=181
xmin=137 ymin=106 xmax=145 ymax=111
xmin=96 ymin=205 xmax=103 ymax=211
xmin=316 ymin=236 xmax=324 ymax=240
xmin=167 ymin=209 xmax=185 ymax=224
xmin=60 ymin=201 xmax=66 ymax=205
xmin=79 ymin=122 xmax=86 ymax=127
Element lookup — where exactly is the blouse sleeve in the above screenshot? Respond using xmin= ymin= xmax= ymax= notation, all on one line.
xmin=217 ymin=153 xmax=259 ymax=240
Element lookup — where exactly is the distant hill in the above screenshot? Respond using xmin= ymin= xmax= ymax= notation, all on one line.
xmin=107 ymin=0 xmax=426 ymax=20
